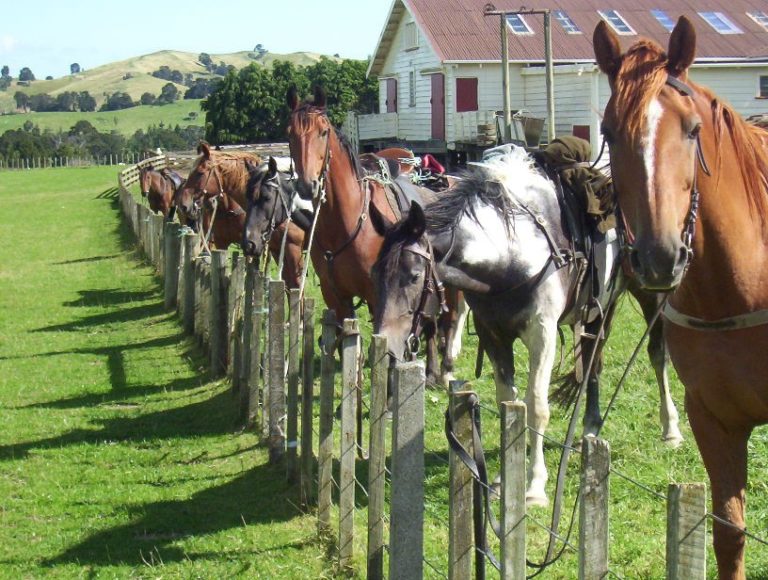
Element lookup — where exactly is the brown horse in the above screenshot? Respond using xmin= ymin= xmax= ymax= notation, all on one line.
xmin=595 ymin=17 xmax=768 ymax=578
xmin=139 ymin=165 xmax=182 ymax=219
xmin=287 ymin=86 xmax=461 ymax=382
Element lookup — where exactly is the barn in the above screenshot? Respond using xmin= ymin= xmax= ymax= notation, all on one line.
xmin=346 ymin=0 xmax=768 ymax=165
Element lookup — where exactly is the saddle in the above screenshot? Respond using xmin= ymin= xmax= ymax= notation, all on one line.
xmin=161 ymin=168 xmax=184 ymax=190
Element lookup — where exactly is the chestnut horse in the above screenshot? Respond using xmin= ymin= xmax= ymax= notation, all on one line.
xmin=139 ymin=165 xmax=182 ymax=220
xmin=287 ymin=87 xmax=462 ymax=383
xmin=595 ymin=17 xmax=768 ymax=578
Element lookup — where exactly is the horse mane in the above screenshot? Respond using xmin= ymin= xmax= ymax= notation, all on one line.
xmin=614 ymin=38 xmax=768 ymax=220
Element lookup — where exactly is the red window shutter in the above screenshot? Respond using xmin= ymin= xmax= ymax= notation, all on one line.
xmin=386 ymin=78 xmax=398 ymax=113
xmin=456 ymin=78 xmax=478 ymax=113
xmin=572 ymin=125 xmax=590 ymax=143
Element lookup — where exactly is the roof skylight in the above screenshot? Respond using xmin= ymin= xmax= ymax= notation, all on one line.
xmin=598 ymin=10 xmax=636 ymax=35
xmin=506 ymin=14 xmax=534 ymax=35
xmin=651 ymin=9 xmax=676 ymax=32
xmin=554 ymin=10 xmax=581 ymax=34
xmin=699 ymin=12 xmax=743 ymax=34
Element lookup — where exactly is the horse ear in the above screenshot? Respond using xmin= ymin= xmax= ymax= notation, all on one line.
xmin=593 ymin=20 xmax=622 ymax=78
xmin=404 ymin=200 xmax=427 ymax=240
xmin=268 ymin=156 xmax=278 ymax=177
xmin=287 ymin=85 xmax=299 ymax=111
xmin=314 ymin=85 xmax=327 ymax=108
xmin=667 ymin=16 xmax=696 ymax=76
xmin=369 ymin=199 xmax=394 ymax=236
xmin=199 ymin=141 xmax=211 ymax=160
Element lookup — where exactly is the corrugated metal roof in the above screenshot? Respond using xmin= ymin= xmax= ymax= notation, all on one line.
xmin=370 ymin=0 xmax=768 ymax=75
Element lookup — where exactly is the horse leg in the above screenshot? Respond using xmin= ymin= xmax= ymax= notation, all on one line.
xmin=521 ymin=316 xmax=559 ymax=507
xmin=423 ymin=321 xmax=440 ymax=388
xmin=686 ymin=391 xmax=748 ymax=579
xmin=439 ymin=289 xmax=468 ymax=386
xmin=633 ymin=290 xmax=684 ymax=446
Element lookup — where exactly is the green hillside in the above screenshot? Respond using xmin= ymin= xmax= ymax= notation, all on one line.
xmin=0 ymin=49 xmax=339 ymax=113
xmin=0 ymin=100 xmax=205 ymax=137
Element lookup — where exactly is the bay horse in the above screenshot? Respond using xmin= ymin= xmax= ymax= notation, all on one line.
xmin=139 ymin=165 xmax=182 ymax=220
xmin=371 ymin=145 xmax=683 ymax=506
xmin=286 ymin=86 xmax=463 ymax=383
xmin=594 ymin=17 xmax=768 ymax=578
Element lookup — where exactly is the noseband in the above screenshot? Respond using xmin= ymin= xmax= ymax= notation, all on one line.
xmin=402 ymin=239 xmax=448 ymax=358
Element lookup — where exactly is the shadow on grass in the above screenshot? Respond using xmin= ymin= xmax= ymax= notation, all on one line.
xmin=42 ymin=458 xmax=319 ymax=568
xmin=31 ymin=302 xmax=167 ymax=332
xmin=62 ymin=288 xmax=159 ymax=307
xmin=53 ymin=254 xmax=124 ymax=266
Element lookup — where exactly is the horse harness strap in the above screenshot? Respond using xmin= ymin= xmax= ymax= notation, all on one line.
xmin=403 ymin=240 xmax=448 ymax=355
xmin=664 ymin=302 xmax=768 ymax=331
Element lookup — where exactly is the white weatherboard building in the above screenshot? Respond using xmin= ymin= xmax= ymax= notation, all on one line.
xmin=346 ymin=0 xmax=768 ymax=165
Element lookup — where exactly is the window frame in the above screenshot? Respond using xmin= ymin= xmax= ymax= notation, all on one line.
xmin=597 ymin=10 xmax=636 ymax=35
xmin=650 ymin=9 xmax=676 ymax=32
xmin=506 ymin=14 xmax=534 ymax=35
xmin=698 ymin=12 xmax=743 ymax=34
xmin=758 ymin=75 xmax=768 ymax=99
xmin=748 ymin=11 xmax=768 ymax=32
xmin=408 ymin=69 xmax=416 ymax=107
xmin=404 ymin=21 xmax=419 ymax=50
xmin=554 ymin=10 xmax=581 ymax=34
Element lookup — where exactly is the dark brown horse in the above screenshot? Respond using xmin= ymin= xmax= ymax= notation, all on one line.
xmin=139 ymin=165 xmax=182 ymax=220
xmin=595 ymin=17 xmax=768 ymax=578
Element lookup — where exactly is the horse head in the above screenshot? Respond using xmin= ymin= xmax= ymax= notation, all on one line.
xmin=372 ymin=201 xmax=443 ymax=362
xmin=176 ymin=142 xmax=219 ymax=221
xmin=139 ymin=165 xmax=154 ymax=198
xmin=287 ymin=85 xmax=332 ymax=200
xmin=595 ymin=16 xmax=700 ymax=290
xmin=241 ymin=157 xmax=286 ymax=257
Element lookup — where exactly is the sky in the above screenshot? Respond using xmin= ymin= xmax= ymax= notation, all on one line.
xmin=1 ymin=0 xmax=393 ymax=79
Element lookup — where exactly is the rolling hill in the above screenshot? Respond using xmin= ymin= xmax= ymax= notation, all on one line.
xmin=0 ymin=49 xmax=340 ymax=114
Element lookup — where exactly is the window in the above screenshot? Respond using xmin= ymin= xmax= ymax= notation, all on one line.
xmin=506 ymin=14 xmax=533 ymax=35
xmin=651 ymin=9 xmax=676 ymax=32
xmin=699 ymin=12 xmax=743 ymax=34
xmin=760 ymin=76 xmax=768 ymax=98
xmin=554 ymin=10 xmax=581 ymax=34
xmin=456 ymin=78 xmax=478 ymax=113
xmin=598 ymin=10 xmax=636 ymax=35
xmin=409 ymin=70 xmax=416 ymax=107
xmin=748 ymin=11 xmax=768 ymax=31
xmin=404 ymin=21 xmax=419 ymax=49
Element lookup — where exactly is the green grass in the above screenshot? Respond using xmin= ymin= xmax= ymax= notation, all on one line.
xmin=2 ymin=167 xmax=768 ymax=577
xmin=0 ymin=100 xmax=204 ymax=137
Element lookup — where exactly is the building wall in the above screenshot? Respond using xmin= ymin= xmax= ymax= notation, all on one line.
xmin=377 ymin=7 xmax=442 ymax=142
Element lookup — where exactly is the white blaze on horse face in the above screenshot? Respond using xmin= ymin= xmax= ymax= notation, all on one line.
xmin=643 ymin=98 xmax=664 ymax=198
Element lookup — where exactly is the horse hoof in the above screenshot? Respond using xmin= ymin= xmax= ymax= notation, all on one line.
xmin=525 ymin=492 xmax=549 ymax=509
xmin=663 ymin=433 xmax=684 ymax=449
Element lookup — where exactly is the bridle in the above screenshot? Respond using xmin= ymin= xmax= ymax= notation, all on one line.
xmin=401 ymin=238 xmax=448 ymax=358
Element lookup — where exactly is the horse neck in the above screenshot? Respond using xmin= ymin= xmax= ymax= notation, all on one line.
xmin=322 ymin=136 xmax=369 ymax=236
xmin=676 ymin=109 xmax=768 ymax=315
xmin=218 ymin=161 xmax=248 ymax=207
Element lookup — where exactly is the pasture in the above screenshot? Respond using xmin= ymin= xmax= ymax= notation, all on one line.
xmin=0 ymin=100 xmax=205 ymax=138
xmin=1 ymin=166 xmax=768 ymax=577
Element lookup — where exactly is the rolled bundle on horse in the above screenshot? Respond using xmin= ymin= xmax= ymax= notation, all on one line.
xmin=594 ymin=16 xmax=768 ymax=579
xmin=372 ymin=142 xmax=683 ymax=507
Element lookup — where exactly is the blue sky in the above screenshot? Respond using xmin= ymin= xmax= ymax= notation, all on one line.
xmin=1 ymin=0 xmax=392 ymax=79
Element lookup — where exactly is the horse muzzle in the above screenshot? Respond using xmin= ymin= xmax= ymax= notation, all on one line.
xmin=629 ymin=238 xmax=689 ymax=291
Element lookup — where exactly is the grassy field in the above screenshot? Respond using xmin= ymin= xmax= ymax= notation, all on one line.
xmin=1 ymin=167 xmax=768 ymax=577
xmin=0 ymin=100 xmax=205 ymax=137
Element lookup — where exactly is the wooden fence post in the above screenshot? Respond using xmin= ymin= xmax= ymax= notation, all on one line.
xmin=163 ymin=222 xmax=181 ymax=309
xmin=247 ymin=270 xmax=265 ymax=430
xmin=181 ymin=233 xmax=199 ymax=334
xmin=317 ymin=309 xmax=337 ymax=535
xmin=666 ymin=483 xmax=707 ymax=579
xmin=228 ymin=255 xmax=244 ymax=387
xmin=239 ymin=261 xmax=256 ymax=425
xmin=268 ymin=280 xmax=286 ymax=464
xmin=153 ymin=213 xmax=164 ymax=272
xmin=579 ymin=436 xmax=610 ymax=580
xmin=209 ymin=250 xmax=228 ymax=377
xmin=286 ymin=288 xmax=302 ymax=483
xmin=339 ymin=318 xmax=360 ymax=572
xmin=448 ymin=383 xmax=474 ymax=580
xmin=500 ymin=401 xmax=527 ymax=579
xmin=367 ymin=335 xmax=389 ymax=580
xmin=389 ymin=360 xmax=426 ymax=580
xmin=300 ymin=298 xmax=316 ymax=509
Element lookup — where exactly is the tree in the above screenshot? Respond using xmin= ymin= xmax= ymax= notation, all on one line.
xmin=29 ymin=93 xmax=57 ymax=112
xmin=13 ymin=91 xmax=29 ymax=111
xmin=77 ymin=91 xmax=96 ymax=112
xmin=70 ymin=63 xmax=81 ymax=75
xmin=198 ymin=53 xmax=212 ymax=68
xmin=18 ymin=67 xmax=35 ymax=82
xmin=0 ymin=76 xmax=10 ymax=91
xmin=1 ymin=65 xmax=9 ymax=78
xmin=56 ymin=92 xmax=78 ymax=112
xmin=184 ymin=78 xmax=216 ymax=99
xmin=157 ymin=83 xmax=179 ymax=105
xmin=140 ymin=92 xmax=156 ymax=106
xmin=100 ymin=92 xmax=134 ymax=111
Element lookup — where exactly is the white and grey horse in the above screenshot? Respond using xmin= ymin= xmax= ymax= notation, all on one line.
xmin=372 ymin=144 xmax=682 ymax=506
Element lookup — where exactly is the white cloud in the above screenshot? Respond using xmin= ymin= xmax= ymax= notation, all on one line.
xmin=0 ymin=35 xmax=17 ymax=54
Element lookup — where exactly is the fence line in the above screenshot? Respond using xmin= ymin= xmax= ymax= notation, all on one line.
xmin=116 ymin=159 xmax=768 ymax=578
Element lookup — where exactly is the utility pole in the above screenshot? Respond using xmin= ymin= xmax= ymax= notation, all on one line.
xmin=484 ymin=4 xmax=556 ymax=145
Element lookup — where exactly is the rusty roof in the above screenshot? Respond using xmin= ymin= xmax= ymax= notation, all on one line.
xmin=369 ymin=0 xmax=768 ymax=75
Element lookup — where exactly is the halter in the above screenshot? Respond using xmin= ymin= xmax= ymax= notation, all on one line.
xmin=401 ymin=239 xmax=448 ymax=358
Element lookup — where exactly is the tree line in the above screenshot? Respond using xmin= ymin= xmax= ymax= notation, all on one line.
xmin=202 ymin=56 xmax=377 ymax=144
xmin=0 ymin=120 xmax=205 ymax=163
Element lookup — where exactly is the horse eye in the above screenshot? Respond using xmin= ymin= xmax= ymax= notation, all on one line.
xmin=687 ymin=123 xmax=702 ymax=140
xmin=321 ymin=128 xmax=329 ymax=137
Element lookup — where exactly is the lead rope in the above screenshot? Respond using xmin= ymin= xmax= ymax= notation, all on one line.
xmin=199 ymin=195 xmax=218 ymax=256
